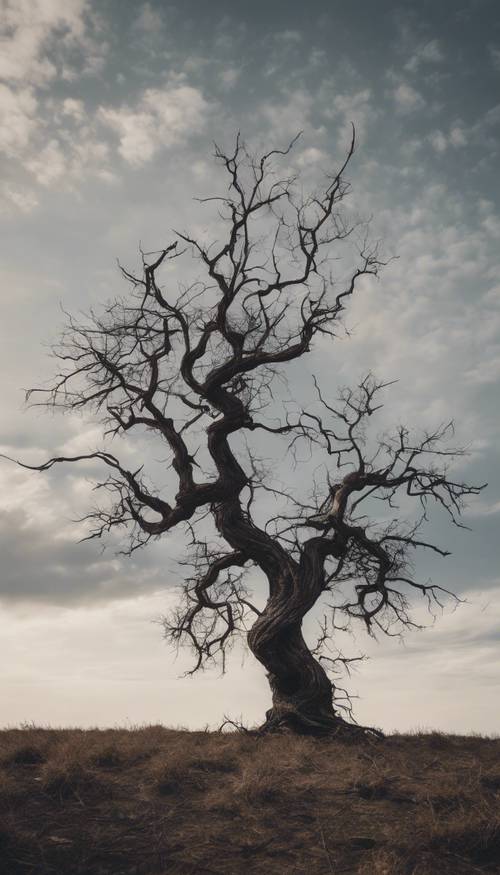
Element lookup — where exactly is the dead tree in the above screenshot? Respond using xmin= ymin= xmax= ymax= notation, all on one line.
xmin=5 ymin=131 xmax=485 ymax=737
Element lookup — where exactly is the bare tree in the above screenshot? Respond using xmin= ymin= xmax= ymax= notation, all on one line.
xmin=4 ymin=131 xmax=485 ymax=737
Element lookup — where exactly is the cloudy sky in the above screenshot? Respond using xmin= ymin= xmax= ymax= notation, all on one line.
xmin=1 ymin=0 xmax=499 ymax=735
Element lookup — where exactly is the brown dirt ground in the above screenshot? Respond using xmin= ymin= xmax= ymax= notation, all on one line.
xmin=0 ymin=726 xmax=499 ymax=874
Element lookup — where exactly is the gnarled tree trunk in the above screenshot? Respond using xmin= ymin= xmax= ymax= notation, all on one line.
xmin=248 ymin=606 xmax=337 ymax=734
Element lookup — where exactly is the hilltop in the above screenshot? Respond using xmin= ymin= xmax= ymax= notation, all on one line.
xmin=1 ymin=725 xmax=499 ymax=874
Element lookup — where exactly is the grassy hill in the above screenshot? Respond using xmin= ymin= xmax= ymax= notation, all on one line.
xmin=0 ymin=725 xmax=499 ymax=874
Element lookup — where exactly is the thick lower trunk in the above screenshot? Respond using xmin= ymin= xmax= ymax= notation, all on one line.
xmin=248 ymin=611 xmax=382 ymax=738
xmin=248 ymin=616 xmax=339 ymax=734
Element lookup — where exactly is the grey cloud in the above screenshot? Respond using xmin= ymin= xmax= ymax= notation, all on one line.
xmin=0 ymin=505 xmax=180 ymax=605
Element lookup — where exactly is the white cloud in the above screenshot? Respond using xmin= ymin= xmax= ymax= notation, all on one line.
xmin=133 ymin=2 xmax=164 ymax=33
xmin=0 ymin=184 xmax=38 ymax=213
xmin=73 ymin=134 xmax=109 ymax=165
xmin=219 ymin=67 xmax=240 ymax=88
xmin=428 ymin=124 xmax=468 ymax=153
xmin=308 ymin=48 xmax=326 ymax=69
xmin=405 ymin=39 xmax=444 ymax=73
xmin=59 ymin=425 xmax=113 ymax=457
xmin=61 ymin=97 xmax=86 ymax=123
xmin=19 ymin=121 xmax=114 ymax=191
xmin=260 ymin=89 xmax=316 ymax=141
xmin=0 ymin=0 xmax=100 ymax=86
xmin=26 ymin=138 xmax=67 ymax=186
xmin=0 ymin=0 xmax=110 ymax=196
xmin=191 ymin=159 xmax=210 ymax=179
xmin=477 ymin=199 xmax=500 ymax=242
xmin=0 ymin=87 xmax=112 ymax=191
xmin=0 ymin=83 xmax=37 ymax=155
xmin=489 ymin=45 xmax=500 ymax=70
xmin=400 ymin=137 xmax=423 ymax=158
xmin=429 ymin=129 xmax=447 ymax=152
xmin=260 ymin=84 xmax=374 ymax=160
xmin=274 ymin=30 xmax=302 ymax=44
xmin=466 ymin=498 xmax=500 ymax=517
xmin=324 ymin=88 xmax=375 ymax=147
xmin=465 ymin=353 xmax=500 ymax=386
xmin=449 ymin=124 xmax=467 ymax=147
xmin=99 ymin=80 xmax=211 ymax=166
xmin=392 ymin=82 xmax=426 ymax=113
xmin=98 ymin=107 xmax=159 ymax=166
xmin=482 ymin=213 xmax=500 ymax=239
xmin=296 ymin=146 xmax=328 ymax=167
xmin=476 ymin=103 xmax=500 ymax=131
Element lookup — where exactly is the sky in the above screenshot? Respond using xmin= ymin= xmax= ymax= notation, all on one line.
xmin=0 ymin=0 xmax=499 ymax=735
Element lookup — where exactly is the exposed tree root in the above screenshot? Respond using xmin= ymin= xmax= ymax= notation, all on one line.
xmin=256 ymin=708 xmax=385 ymax=741
xmin=219 ymin=711 xmax=384 ymax=741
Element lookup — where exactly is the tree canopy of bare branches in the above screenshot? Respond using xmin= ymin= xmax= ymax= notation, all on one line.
xmin=4 ymin=131 xmax=485 ymax=737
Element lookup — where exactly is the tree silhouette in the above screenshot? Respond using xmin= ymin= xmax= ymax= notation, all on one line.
xmin=5 ymin=132 xmax=485 ymax=737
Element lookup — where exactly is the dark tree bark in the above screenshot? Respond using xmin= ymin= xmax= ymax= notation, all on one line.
xmin=3 ymin=130 xmax=485 ymax=737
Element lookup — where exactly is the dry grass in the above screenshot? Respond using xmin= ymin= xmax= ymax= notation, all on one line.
xmin=0 ymin=725 xmax=499 ymax=874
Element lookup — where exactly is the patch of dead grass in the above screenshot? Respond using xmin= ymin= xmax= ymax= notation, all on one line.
xmin=0 ymin=726 xmax=499 ymax=874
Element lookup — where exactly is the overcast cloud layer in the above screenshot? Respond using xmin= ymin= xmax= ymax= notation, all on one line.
xmin=0 ymin=0 xmax=499 ymax=733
